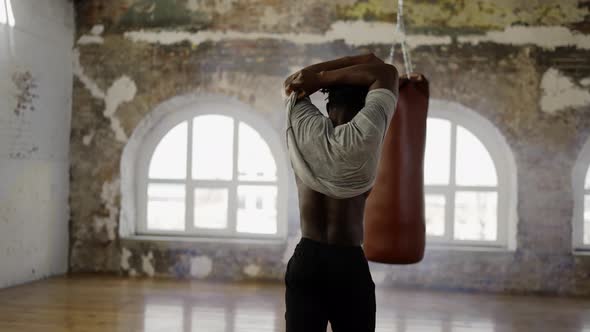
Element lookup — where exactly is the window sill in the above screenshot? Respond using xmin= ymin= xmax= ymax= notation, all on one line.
xmin=121 ymin=234 xmax=287 ymax=246
xmin=573 ymin=249 xmax=590 ymax=256
xmin=426 ymin=244 xmax=514 ymax=253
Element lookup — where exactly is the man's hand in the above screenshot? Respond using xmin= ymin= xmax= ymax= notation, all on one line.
xmin=284 ymin=69 xmax=322 ymax=99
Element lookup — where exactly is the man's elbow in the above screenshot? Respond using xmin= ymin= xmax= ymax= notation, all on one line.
xmin=380 ymin=64 xmax=398 ymax=80
xmin=371 ymin=64 xmax=399 ymax=92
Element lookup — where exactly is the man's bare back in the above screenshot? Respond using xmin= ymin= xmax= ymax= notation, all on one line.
xmin=295 ymin=176 xmax=367 ymax=246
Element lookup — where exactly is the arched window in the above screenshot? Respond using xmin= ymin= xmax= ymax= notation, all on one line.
xmin=573 ymin=139 xmax=590 ymax=250
xmin=128 ymin=95 xmax=288 ymax=240
xmin=424 ymin=100 xmax=517 ymax=248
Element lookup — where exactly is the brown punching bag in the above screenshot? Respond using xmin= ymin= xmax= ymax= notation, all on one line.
xmin=363 ymin=74 xmax=429 ymax=264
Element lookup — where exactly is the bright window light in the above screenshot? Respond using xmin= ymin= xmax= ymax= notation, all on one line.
xmin=137 ymin=105 xmax=285 ymax=240
xmin=6 ymin=0 xmax=14 ymax=27
xmin=424 ymin=118 xmax=500 ymax=242
xmin=0 ymin=0 xmax=15 ymax=27
xmin=423 ymin=100 xmax=517 ymax=249
xmin=0 ymin=0 xmax=7 ymax=25
xmin=574 ymin=136 xmax=590 ymax=250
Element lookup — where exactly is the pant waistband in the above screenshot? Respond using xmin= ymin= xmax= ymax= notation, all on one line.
xmin=298 ymin=237 xmax=364 ymax=253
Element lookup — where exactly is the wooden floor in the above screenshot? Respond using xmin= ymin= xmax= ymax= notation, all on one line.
xmin=0 ymin=276 xmax=589 ymax=332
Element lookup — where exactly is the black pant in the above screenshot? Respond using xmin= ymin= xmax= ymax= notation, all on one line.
xmin=285 ymin=237 xmax=376 ymax=332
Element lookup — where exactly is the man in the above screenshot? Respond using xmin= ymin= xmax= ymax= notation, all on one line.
xmin=283 ymin=53 xmax=399 ymax=332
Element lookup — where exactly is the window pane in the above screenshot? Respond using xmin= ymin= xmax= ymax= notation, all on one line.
xmin=238 ymin=122 xmax=277 ymax=181
xmin=585 ymin=195 xmax=590 ymax=245
xmin=425 ymin=118 xmax=451 ymax=185
xmin=0 ymin=0 xmax=6 ymax=25
xmin=145 ymin=304 xmax=183 ymax=332
xmin=193 ymin=115 xmax=233 ymax=180
xmin=456 ymin=126 xmax=497 ymax=186
xmin=454 ymin=191 xmax=497 ymax=241
xmin=147 ymin=184 xmax=185 ymax=231
xmin=5 ymin=0 xmax=14 ymax=27
xmin=194 ymin=188 xmax=228 ymax=229
xmin=237 ymin=186 xmax=277 ymax=234
xmin=425 ymin=194 xmax=445 ymax=236
xmin=192 ymin=307 xmax=226 ymax=332
xmin=149 ymin=122 xmax=187 ymax=179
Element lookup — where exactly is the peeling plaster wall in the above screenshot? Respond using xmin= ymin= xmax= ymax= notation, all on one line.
xmin=541 ymin=68 xmax=590 ymax=114
xmin=71 ymin=0 xmax=590 ymax=295
xmin=0 ymin=0 xmax=74 ymax=288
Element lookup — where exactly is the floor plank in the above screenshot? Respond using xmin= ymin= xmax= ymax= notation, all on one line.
xmin=0 ymin=275 xmax=589 ymax=332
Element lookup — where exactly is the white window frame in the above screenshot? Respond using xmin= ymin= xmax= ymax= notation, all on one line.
xmin=573 ymin=137 xmax=590 ymax=251
xmin=426 ymin=100 xmax=517 ymax=250
xmin=126 ymin=94 xmax=288 ymax=241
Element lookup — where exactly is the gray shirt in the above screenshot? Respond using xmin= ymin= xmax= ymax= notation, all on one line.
xmin=285 ymin=88 xmax=398 ymax=198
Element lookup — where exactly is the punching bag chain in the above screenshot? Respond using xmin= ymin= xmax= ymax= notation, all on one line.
xmin=388 ymin=0 xmax=413 ymax=74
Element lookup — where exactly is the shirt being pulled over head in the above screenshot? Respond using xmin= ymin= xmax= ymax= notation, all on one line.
xmin=285 ymin=88 xmax=398 ymax=199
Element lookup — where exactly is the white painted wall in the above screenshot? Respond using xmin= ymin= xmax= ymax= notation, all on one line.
xmin=0 ymin=0 xmax=74 ymax=288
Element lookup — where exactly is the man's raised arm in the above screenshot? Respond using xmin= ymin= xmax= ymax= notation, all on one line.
xmin=286 ymin=63 xmax=399 ymax=98
xmin=298 ymin=53 xmax=384 ymax=74
xmin=284 ymin=53 xmax=386 ymax=96
xmin=319 ymin=63 xmax=398 ymax=93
